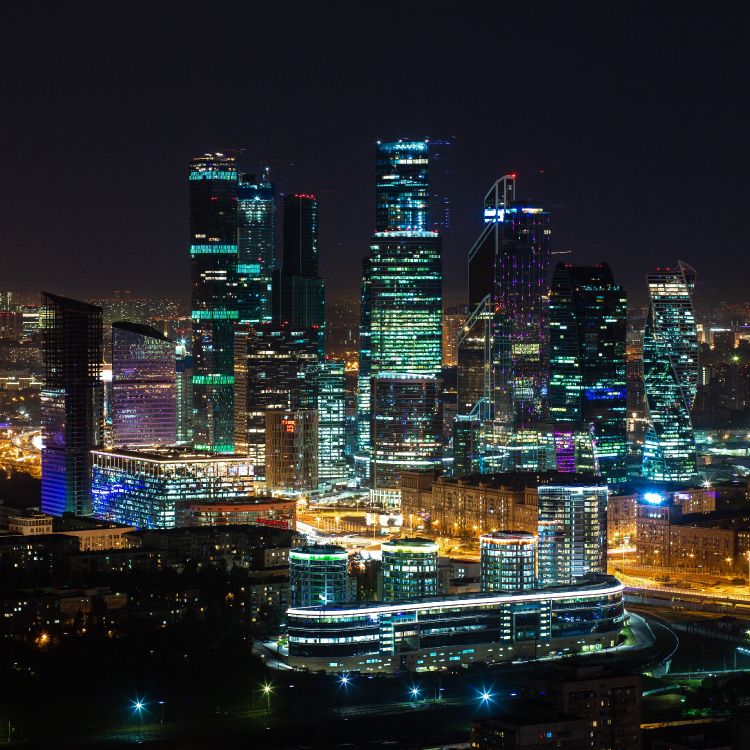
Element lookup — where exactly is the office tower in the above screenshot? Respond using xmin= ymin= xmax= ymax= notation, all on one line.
xmin=236 ymin=170 xmax=276 ymax=324
xmin=457 ymin=176 xmax=554 ymax=474
xmin=370 ymin=375 xmax=442 ymax=503
xmin=442 ymin=305 xmax=466 ymax=367
xmin=175 ymin=341 xmax=193 ymax=444
xmin=91 ymin=447 xmax=254 ymax=529
xmin=111 ymin=322 xmax=176 ymax=447
xmin=480 ymin=531 xmax=536 ymax=592
xmin=358 ymin=140 xmax=443 ymax=497
xmin=380 ymin=537 xmax=439 ymax=601
xmin=272 ymin=194 xmax=325 ymax=330
xmin=265 ymin=408 xmax=318 ymax=492
xmin=642 ymin=262 xmax=699 ymax=482
xmin=236 ymin=324 xmax=322 ymax=477
xmin=189 ymin=152 xmax=239 ymax=453
xmin=289 ymin=544 xmax=349 ymax=608
xmin=375 ymin=139 xmax=430 ymax=232
xmin=536 ymin=477 xmax=608 ymax=587
xmin=316 ymin=359 xmax=347 ymax=483
xmin=549 ymin=264 xmax=628 ymax=485
xmin=40 ymin=293 xmax=103 ymax=517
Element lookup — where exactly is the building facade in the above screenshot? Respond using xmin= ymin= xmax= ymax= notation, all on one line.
xmin=264 ymin=408 xmax=318 ymax=492
xmin=41 ymin=293 xmax=103 ymax=516
xmin=289 ymin=544 xmax=349 ymax=608
xmin=381 ymin=537 xmax=439 ymax=601
xmin=642 ymin=262 xmax=699 ymax=481
xmin=480 ymin=531 xmax=537 ymax=592
xmin=316 ymin=359 xmax=348 ymax=482
xmin=189 ymin=152 xmax=239 ymax=453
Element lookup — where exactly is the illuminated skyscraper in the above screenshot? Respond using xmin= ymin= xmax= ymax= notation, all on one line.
xmin=175 ymin=341 xmax=193 ymax=444
xmin=111 ymin=322 xmax=176 ymax=448
xmin=289 ymin=545 xmax=349 ymax=608
xmin=375 ymin=140 xmax=430 ymax=233
xmin=480 ymin=531 xmax=537 ymax=592
xmin=549 ymin=264 xmax=627 ymax=485
xmin=381 ymin=537 xmax=439 ymax=601
xmin=316 ymin=359 xmax=348 ymax=483
xmin=273 ymin=193 xmax=325 ymax=330
xmin=265 ymin=408 xmax=318 ymax=492
xmin=456 ymin=176 xmax=554 ymax=474
xmin=537 ymin=477 xmax=608 ymax=587
xmin=41 ymin=293 xmax=103 ymax=516
xmin=236 ymin=170 xmax=275 ymax=324
xmin=189 ymin=152 xmax=239 ymax=453
xmin=642 ymin=262 xmax=699 ymax=481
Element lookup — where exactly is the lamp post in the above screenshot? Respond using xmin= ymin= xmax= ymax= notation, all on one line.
xmin=158 ymin=700 xmax=165 ymax=725
xmin=261 ymin=682 xmax=273 ymax=716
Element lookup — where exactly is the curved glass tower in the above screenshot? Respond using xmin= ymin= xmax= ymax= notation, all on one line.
xmin=642 ymin=261 xmax=698 ymax=482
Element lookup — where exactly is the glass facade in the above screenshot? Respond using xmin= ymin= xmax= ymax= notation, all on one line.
xmin=549 ymin=264 xmax=628 ymax=485
xmin=480 ymin=531 xmax=537 ymax=592
xmin=289 ymin=545 xmax=349 ymax=608
xmin=189 ymin=153 xmax=238 ymax=453
xmin=316 ymin=360 xmax=347 ymax=482
xmin=91 ymin=448 xmax=255 ymax=529
xmin=175 ymin=341 xmax=193 ymax=444
xmin=286 ymin=576 xmax=626 ymax=674
xmin=237 ymin=170 xmax=275 ymax=324
xmin=375 ymin=140 xmax=429 ymax=233
xmin=111 ymin=322 xmax=176 ymax=448
xmin=642 ymin=262 xmax=699 ymax=482
xmin=41 ymin=293 xmax=103 ymax=517
xmin=264 ymin=408 xmax=318 ymax=492
xmin=537 ymin=481 xmax=608 ymax=587
xmin=381 ymin=537 xmax=439 ymax=601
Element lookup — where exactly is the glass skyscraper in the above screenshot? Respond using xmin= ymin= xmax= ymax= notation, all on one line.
xmin=189 ymin=152 xmax=239 ymax=453
xmin=642 ymin=262 xmax=699 ymax=482
xmin=111 ymin=321 xmax=176 ymax=448
xmin=381 ymin=537 xmax=439 ymax=601
xmin=358 ymin=141 xmax=443 ymax=498
xmin=264 ymin=408 xmax=318 ymax=492
xmin=316 ymin=359 xmax=348 ymax=483
xmin=549 ymin=264 xmax=628 ymax=485
xmin=289 ymin=545 xmax=349 ymax=608
xmin=41 ymin=293 xmax=103 ymax=516
xmin=237 ymin=170 xmax=276 ymax=324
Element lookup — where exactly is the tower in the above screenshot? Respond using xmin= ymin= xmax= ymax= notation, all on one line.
xmin=642 ymin=262 xmax=698 ymax=481
xmin=41 ymin=293 xmax=103 ymax=516
xmin=264 ymin=408 xmax=318 ymax=492
xmin=111 ymin=321 xmax=176 ymax=448
xmin=189 ymin=152 xmax=239 ymax=453
xmin=380 ymin=537 xmax=439 ymax=601
xmin=480 ymin=531 xmax=537 ymax=592
xmin=316 ymin=359 xmax=348 ymax=483
xmin=289 ymin=544 xmax=349 ymax=607
xmin=549 ymin=264 xmax=628 ymax=485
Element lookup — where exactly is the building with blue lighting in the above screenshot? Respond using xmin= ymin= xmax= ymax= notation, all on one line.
xmin=315 ymin=359 xmax=348 ymax=483
xmin=289 ymin=544 xmax=350 ymax=608
xmin=285 ymin=574 xmax=627 ymax=674
xmin=111 ymin=321 xmax=176 ymax=448
xmin=642 ymin=262 xmax=699 ymax=482
xmin=236 ymin=170 xmax=276 ymax=324
xmin=549 ymin=264 xmax=628 ymax=485
xmin=41 ymin=293 xmax=103 ymax=516
xmin=91 ymin=447 xmax=254 ymax=529
xmin=375 ymin=140 xmax=430 ymax=233
xmin=189 ymin=152 xmax=239 ymax=453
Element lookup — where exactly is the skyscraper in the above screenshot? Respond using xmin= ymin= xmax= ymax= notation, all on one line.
xmin=358 ymin=140 xmax=443 ymax=500
xmin=289 ymin=545 xmax=350 ymax=608
xmin=189 ymin=152 xmax=239 ymax=453
xmin=265 ymin=408 xmax=318 ymax=492
xmin=480 ymin=531 xmax=537 ymax=592
xmin=380 ymin=537 xmax=438 ymax=601
xmin=41 ymin=293 xmax=103 ymax=516
xmin=175 ymin=340 xmax=193 ymax=445
xmin=642 ymin=262 xmax=699 ymax=482
xmin=456 ymin=176 xmax=553 ymax=474
xmin=111 ymin=321 xmax=176 ymax=448
xmin=316 ymin=359 xmax=348 ymax=483
xmin=549 ymin=264 xmax=628 ymax=485
xmin=272 ymin=193 xmax=325 ymax=330
xmin=236 ymin=170 xmax=276 ymax=324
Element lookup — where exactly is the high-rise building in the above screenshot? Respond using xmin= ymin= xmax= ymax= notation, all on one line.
xmin=537 ymin=477 xmax=608 ymax=587
xmin=272 ymin=193 xmax=325 ymax=330
xmin=457 ymin=176 xmax=554 ymax=475
xmin=442 ymin=305 xmax=466 ymax=367
xmin=175 ymin=340 xmax=193 ymax=444
xmin=549 ymin=264 xmax=628 ymax=485
xmin=111 ymin=321 xmax=176 ymax=448
xmin=236 ymin=325 xmax=322 ymax=476
xmin=375 ymin=139 xmax=430 ymax=233
xmin=41 ymin=293 xmax=103 ymax=517
xmin=91 ymin=447 xmax=254 ymax=529
xmin=480 ymin=531 xmax=537 ymax=592
xmin=289 ymin=544 xmax=349 ymax=608
xmin=316 ymin=360 xmax=348 ymax=483
xmin=642 ymin=262 xmax=699 ymax=482
xmin=265 ymin=408 xmax=318 ymax=492
xmin=236 ymin=170 xmax=276 ymax=324
xmin=380 ymin=537 xmax=439 ymax=601
xmin=189 ymin=152 xmax=239 ymax=453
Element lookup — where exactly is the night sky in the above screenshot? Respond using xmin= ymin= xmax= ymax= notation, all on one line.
xmin=1 ymin=2 xmax=748 ymax=305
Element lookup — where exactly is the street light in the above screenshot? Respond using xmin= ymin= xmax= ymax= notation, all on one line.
xmin=339 ymin=674 xmax=351 ymax=688
xmin=409 ymin=685 xmax=421 ymax=701
xmin=261 ymin=682 xmax=273 ymax=715
xmin=158 ymin=700 xmax=165 ymax=725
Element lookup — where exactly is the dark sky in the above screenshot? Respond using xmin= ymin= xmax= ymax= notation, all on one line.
xmin=1 ymin=2 xmax=748 ymax=306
